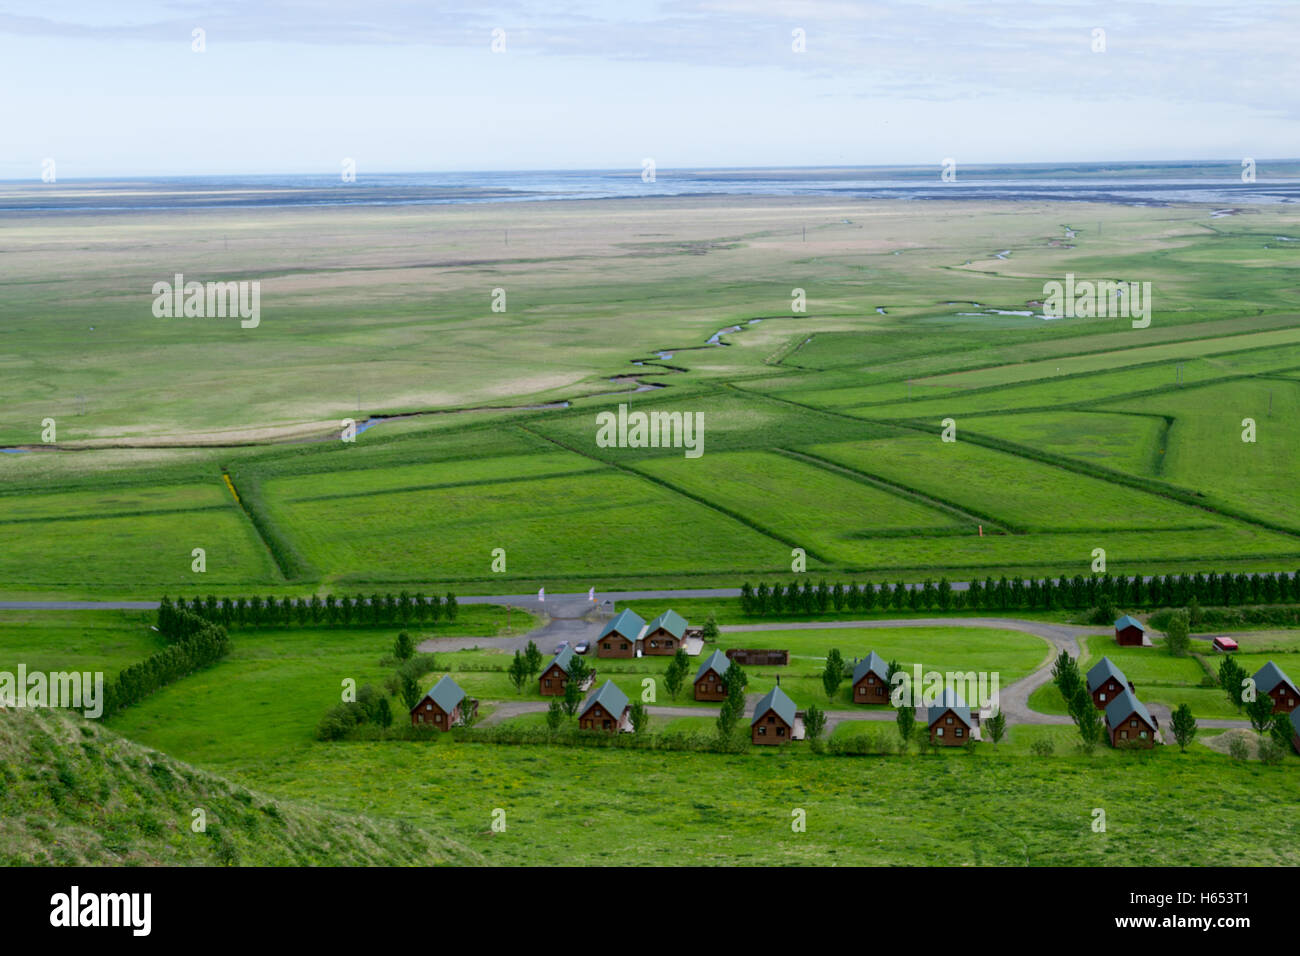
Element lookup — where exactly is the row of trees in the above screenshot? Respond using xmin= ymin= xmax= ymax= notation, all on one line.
xmin=158 ymin=591 xmax=459 ymax=631
xmin=104 ymin=608 xmax=232 ymax=718
xmin=739 ymin=570 xmax=1300 ymax=617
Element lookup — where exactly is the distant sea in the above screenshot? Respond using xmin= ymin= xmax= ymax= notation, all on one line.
xmin=3 ymin=162 xmax=1299 ymax=213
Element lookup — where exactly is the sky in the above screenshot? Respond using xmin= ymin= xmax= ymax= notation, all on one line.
xmin=1 ymin=0 xmax=1297 ymax=178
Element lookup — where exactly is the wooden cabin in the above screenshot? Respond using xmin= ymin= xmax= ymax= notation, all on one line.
xmin=409 ymin=675 xmax=467 ymax=731
xmin=851 ymin=651 xmax=890 ymax=705
xmin=578 ymin=680 xmax=631 ymax=733
xmin=642 ymin=609 xmax=688 ymax=656
xmin=927 ymin=688 xmax=976 ymax=746
xmin=751 ymin=685 xmax=797 ymax=745
xmin=538 ymin=645 xmax=594 ymax=696
xmin=694 ymin=650 xmax=731 ymax=702
xmin=1114 ymin=614 xmax=1146 ymax=647
xmin=1253 ymin=661 xmax=1299 ymax=713
xmin=595 ymin=608 xmax=645 ymax=659
xmin=1104 ymin=689 xmax=1158 ymax=748
xmin=1086 ymin=656 xmax=1133 ymax=710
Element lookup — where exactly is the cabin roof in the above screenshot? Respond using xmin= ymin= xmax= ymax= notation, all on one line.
xmin=416 ymin=675 xmax=465 ymax=714
xmin=1104 ymin=687 xmax=1155 ymax=730
xmin=597 ymin=608 xmax=646 ymax=642
xmin=751 ymin=685 xmax=797 ymax=727
xmin=1114 ymin=614 xmax=1145 ymax=632
xmin=544 ymin=645 xmax=575 ymax=676
xmin=1254 ymin=660 xmax=1296 ymax=695
xmin=579 ymin=680 xmax=629 ymax=719
xmin=694 ymin=650 xmax=731 ymax=684
xmin=852 ymin=651 xmax=889 ymax=686
xmin=645 ymin=609 xmax=689 ymax=639
xmin=1086 ymin=656 xmax=1127 ymax=693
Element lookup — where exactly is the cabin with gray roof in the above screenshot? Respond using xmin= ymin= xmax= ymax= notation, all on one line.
xmin=410 ymin=675 xmax=470 ymax=730
xmin=694 ymin=650 xmax=731 ymax=702
xmin=927 ymin=688 xmax=977 ymax=745
xmin=751 ymin=685 xmax=799 ymax=745
xmin=1086 ymin=656 xmax=1133 ymax=710
xmin=1114 ymin=614 xmax=1148 ymax=647
xmin=643 ymin=609 xmax=689 ymax=655
xmin=578 ymin=680 xmax=631 ymax=733
xmin=1252 ymin=661 xmax=1299 ymax=714
xmin=539 ymin=645 xmax=595 ymax=696
xmin=1290 ymin=709 xmax=1300 ymax=755
xmin=1104 ymin=688 xmax=1158 ymax=748
xmin=851 ymin=651 xmax=891 ymax=705
xmin=596 ymin=609 xmax=646 ymax=659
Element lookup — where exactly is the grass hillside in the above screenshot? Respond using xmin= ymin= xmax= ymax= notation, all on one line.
xmin=0 ymin=706 xmax=480 ymax=866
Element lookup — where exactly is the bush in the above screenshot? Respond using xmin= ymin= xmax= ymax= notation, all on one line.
xmin=1030 ymin=737 xmax=1055 ymax=756
xmin=1227 ymin=735 xmax=1249 ymax=762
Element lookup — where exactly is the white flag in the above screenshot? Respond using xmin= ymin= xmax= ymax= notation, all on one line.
xmin=588 ymin=587 xmax=595 ymax=601
xmin=538 ymin=587 xmax=545 ymax=602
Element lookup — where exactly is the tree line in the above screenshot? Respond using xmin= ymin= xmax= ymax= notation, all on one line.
xmin=103 ymin=607 xmax=232 ymax=718
xmin=739 ymin=570 xmax=1300 ymax=617
xmin=158 ymin=592 xmax=459 ymax=631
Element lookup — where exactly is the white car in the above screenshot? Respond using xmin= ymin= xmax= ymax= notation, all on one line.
xmin=574 ymin=642 xmax=590 ymax=655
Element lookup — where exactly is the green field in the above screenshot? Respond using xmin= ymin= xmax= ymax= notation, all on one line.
xmin=4 ymin=192 xmax=1300 ymax=867
xmin=5 ymin=196 xmax=1299 ymax=595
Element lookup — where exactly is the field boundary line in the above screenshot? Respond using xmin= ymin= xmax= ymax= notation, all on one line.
xmin=515 ymin=424 xmax=833 ymax=564
xmin=775 ymin=448 xmax=1014 ymax=533
xmin=219 ymin=468 xmax=306 ymax=583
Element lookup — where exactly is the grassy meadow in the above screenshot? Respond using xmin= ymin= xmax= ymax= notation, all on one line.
xmin=3 ymin=196 xmax=1299 ymax=595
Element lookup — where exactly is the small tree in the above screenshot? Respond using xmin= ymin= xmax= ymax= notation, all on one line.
xmin=508 ymin=650 xmax=530 ymax=694
xmin=986 ymin=708 xmax=1007 ymax=747
xmin=822 ymin=648 xmax=845 ymax=703
xmin=895 ymin=703 xmax=916 ymax=751
xmin=663 ymin=649 xmax=688 ymax=701
xmin=376 ymin=697 xmax=393 ymax=729
xmin=1165 ymin=609 xmax=1190 ymax=657
xmin=804 ymin=704 xmax=827 ymax=745
xmin=546 ymin=698 xmax=564 ymax=735
xmin=1218 ymin=655 xmax=1246 ymax=712
xmin=400 ymin=673 xmax=423 ymax=711
xmin=1246 ymin=693 xmax=1276 ymax=735
xmin=568 ymin=652 xmax=592 ymax=690
xmin=394 ymin=631 xmax=414 ymax=661
xmin=1051 ymin=650 xmax=1082 ymax=703
xmin=629 ymin=701 xmax=649 ymax=734
xmin=562 ymin=678 xmax=583 ymax=717
xmin=1269 ymin=711 xmax=1294 ymax=754
xmin=1170 ymin=703 xmax=1197 ymax=752
xmin=701 ymin=614 xmax=719 ymax=642
xmin=1069 ymin=686 xmax=1103 ymax=752
xmin=523 ymin=640 xmax=544 ymax=679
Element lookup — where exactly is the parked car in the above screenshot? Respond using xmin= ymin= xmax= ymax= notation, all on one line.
xmin=1212 ymin=636 xmax=1239 ymax=653
xmin=555 ymin=641 xmax=569 ymax=653
xmin=574 ymin=642 xmax=589 ymax=655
